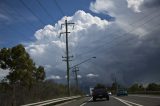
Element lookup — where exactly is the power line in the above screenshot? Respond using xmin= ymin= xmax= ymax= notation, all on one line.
xmin=73 ymin=6 xmax=160 ymax=59
xmin=36 ymin=0 xmax=54 ymax=20
xmin=2 ymin=0 xmax=37 ymax=31
xmin=77 ymin=22 xmax=160 ymax=59
xmin=0 ymin=8 xmax=34 ymax=41
xmin=19 ymin=0 xmax=46 ymax=25
xmin=75 ymin=10 xmax=160 ymax=58
xmin=52 ymin=14 xmax=160 ymax=71
xmin=67 ymin=4 xmax=160 ymax=60
xmin=39 ymin=20 xmax=160 ymax=73
xmin=52 ymin=0 xmax=65 ymax=16
xmin=37 ymin=7 xmax=160 ymax=73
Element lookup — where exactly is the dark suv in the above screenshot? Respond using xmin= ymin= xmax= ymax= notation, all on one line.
xmin=92 ymin=87 xmax=109 ymax=101
xmin=117 ymin=89 xmax=128 ymax=96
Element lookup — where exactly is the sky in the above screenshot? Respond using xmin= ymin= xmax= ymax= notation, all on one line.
xmin=0 ymin=0 xmax=160 ymax=87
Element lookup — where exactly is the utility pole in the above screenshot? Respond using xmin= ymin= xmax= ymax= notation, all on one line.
xmin=60 ymin=19 xmax=74 ymax=96
xmin=72 ymin=66 xmax=79 ymax=89
xmin=114 ymin=75 xmax=118 ymax=94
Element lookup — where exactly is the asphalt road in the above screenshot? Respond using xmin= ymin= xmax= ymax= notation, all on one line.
xmin=56 ymin=95 xmax=160 ymax=106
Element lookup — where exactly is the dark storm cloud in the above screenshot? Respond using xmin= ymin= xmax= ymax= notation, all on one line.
xmin=128 ymin=31 xmax=160 ymax=83
xmin=75 ymin=21 xmax=160 ymax=86
xmin=143 ymin=0 xmax=160 ymax=8
xmin=99 ymin=31 xmax=160 ymax=85
xmin=79 ymin=0 xmax=160 ymax=86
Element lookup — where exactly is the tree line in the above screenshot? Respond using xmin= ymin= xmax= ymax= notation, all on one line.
xmin=107 ymin=82 xmax=160 ymax=95
xmin=128 ymin=83 xmax=160 ymax=94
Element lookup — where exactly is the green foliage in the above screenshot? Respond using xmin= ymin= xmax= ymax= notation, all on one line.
xmin=128 ymin=83 xmax=160 ymax=94
xmin=0 ymin=44 xmax=45 ymax=87
xmin=111 ymin=82 xmax=117 ymax=90
xmin=35 ymin=66 xmax=45 ymax=81
xmin=0 ymin=80 xmax=82 ymax=106
xmin=146 ymin=83 xmax=160 ymax=91
xmin=128 ymin=83 xmax=144 ymax=92
xmin=94 ymin=83 xmax=106 ymax=89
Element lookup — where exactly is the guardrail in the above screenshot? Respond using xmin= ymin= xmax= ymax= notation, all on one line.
xmin=21 ymin=95 xmax=81 ymax=106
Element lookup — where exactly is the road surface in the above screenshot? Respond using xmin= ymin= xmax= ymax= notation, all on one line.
xmin=56 ymin=95 xmax=160 ymax=106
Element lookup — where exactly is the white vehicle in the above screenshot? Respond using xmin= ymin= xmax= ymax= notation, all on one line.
xmin=89 ymin=87 xmax=94 ymax=96
xmin=108 ymin=92 xmax=112 ymax=95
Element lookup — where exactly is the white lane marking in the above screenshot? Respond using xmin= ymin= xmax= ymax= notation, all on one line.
xmin=122 ymin=99 xmax=143 ymax=106
xmin=88 ymin=97 xmax=93 ymax=102
xmin=113 ymin=96 xmax=143 ymax=106
xmin=79 ymin=97 xmax=92 ymax=106
xmin=80 ymin=102 xmax=86 ymax=106
xmin=130 ymin=95 xmax=160 ymax=99
xmin=113 ymin=97 xmax=133 ymax=106
xmin=55 ymin=100 xmax=76 ymax=106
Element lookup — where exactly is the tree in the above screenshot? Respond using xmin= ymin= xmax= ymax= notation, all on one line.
xmin=111 ymin=82 xmax=117 ymax=91
xmin=0 ymin=44 xmax=45 ymax=106
xmin=146 ymin=83 xmax=160 ymax=91
xmin=94 ymin=83 xmax=106 ymax=89
xmin=128 ymin=83 xmax=144 ymax=92
xmin=35 ymin=66 xmax=45 ymax=82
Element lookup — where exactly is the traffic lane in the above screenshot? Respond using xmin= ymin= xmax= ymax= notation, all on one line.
xmin=117 ymin=95 xmax=160 ymax=106
xmin=85 ymin=97 xmax=127 ymax=106
xmin=56 ymin=95 xmax=160 ymax=106
xmin=56 ymin=96 xmax=127 ymax=106
xmin=57 ymin=96 xmax=136 ymax=106
xmin=55 ymin=97 xmax=90 ymax=106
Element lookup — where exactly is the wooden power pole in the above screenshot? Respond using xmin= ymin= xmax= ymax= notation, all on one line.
xmin=60 ymin=19 xmax=74 ymax=96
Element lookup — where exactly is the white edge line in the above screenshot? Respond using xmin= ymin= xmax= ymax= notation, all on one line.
xmin=88 ymin=97 xmax=93 ymax=102
xmin=79 ymin=97 xmax=92 ymax=106
xmin=79 ymin=102 xmax=86 ymax=106
xmin=55 ymin=100 xmax=76 ymax=106
xmin=113 ymin=97 xmax=133 ymax=106
xmin=130 ymin=95 xmax=160 ymax=99
xmin=122 ymin=99 xmax=143 ymax=106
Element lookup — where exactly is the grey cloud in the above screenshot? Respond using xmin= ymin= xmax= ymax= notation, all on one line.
xmin=80 ymin=29 xmax=160 ymax=86
xmin=143 ymin=0 xmax=160 ymax=8
xmin=71 ymin=10 xmax=160 ymax=85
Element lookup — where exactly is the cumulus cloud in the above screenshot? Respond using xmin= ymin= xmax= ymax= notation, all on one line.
xmin=47 ymin=75 xmax=61 ymax=80
xmin=25 ymin=3 xmax=160 ymax=87
xmin=26 ymin=10 xmax=109 ymax=79
xmin=77 ymin=75 xmax=82 ymax=79
xmin=127 ymin=0 xmax=144 ymax=12
xmin=89 ymin=0 xmax=149 ymax=37
xmin=86 ymin=73 xmax=99 ymax=78
xmin=90 ymin=0 xmax=115 ymax=14
xmin=90 ymin=0 xmax=144 ymax=14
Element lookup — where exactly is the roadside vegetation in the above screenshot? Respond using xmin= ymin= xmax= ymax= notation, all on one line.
xmin=128 ymin=83 xmax=160 ymax=95
xmin=107 ymin=82 xmax=160 ymax=95
xmin=0 ymin=44 xmax=82 ymax=106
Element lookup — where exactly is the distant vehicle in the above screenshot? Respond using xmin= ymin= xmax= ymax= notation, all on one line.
xmin=89 ymin=87 xmax=94 ymax=96
xmin=108 ymin=92 xmax=112 ymax=95
xmin=117 ymin=89 xmax=128 ymax=96
xmin=92 ymin=85 xmax=109 ymax=101
xmin=85 ymin=94 xmax=90 ymax=97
